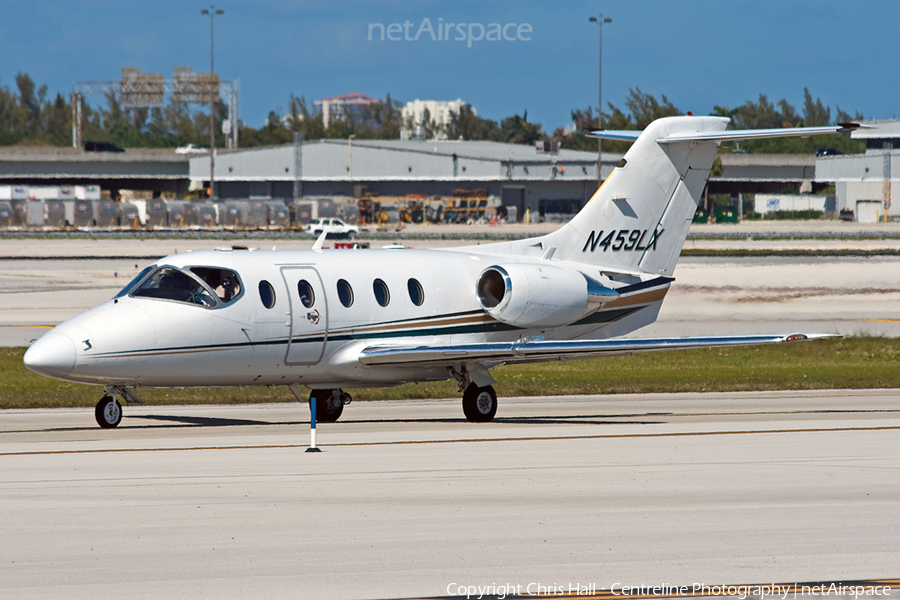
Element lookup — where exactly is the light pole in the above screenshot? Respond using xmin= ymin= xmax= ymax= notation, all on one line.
xmin=589 ymin=14 xmax=611 ymax=187
xmin=348 ymin=134 xmax=356 ymax=181
xmin=202 ymin=6 xmax=223 ymax=200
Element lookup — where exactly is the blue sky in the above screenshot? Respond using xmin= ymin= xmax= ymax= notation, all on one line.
xmin=2 ymin=0 xmax=898 ymax=131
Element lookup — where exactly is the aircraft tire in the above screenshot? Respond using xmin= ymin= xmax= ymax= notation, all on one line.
xmin=310 ymin=389 xmax=343 ymax=422
xmin=95 ymin=395 xmax=123 ymax=429
xmin=462 ymin=384 xmax=497 ymax=422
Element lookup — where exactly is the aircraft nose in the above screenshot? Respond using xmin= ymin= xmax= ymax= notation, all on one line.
xmin=23 ymin=332 xmax=77 ymax=378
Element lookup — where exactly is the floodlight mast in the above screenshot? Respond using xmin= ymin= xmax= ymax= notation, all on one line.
xmin=202 ymin=6 xmax=223 ymax=200
xmin=589 ymin=14 xmax=612 ymax=188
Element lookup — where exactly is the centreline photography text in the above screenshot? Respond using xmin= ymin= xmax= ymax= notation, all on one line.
xmin=442 ymin=581 xmax=897 ymax=600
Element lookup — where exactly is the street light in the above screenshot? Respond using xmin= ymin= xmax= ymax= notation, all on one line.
xmin=202 ymin=6 xmax=223 ymax=200
xmin=348 ymin=134 xmax=356 ymax=181
xmin=589 ymin=14 xmax=611 ymax=187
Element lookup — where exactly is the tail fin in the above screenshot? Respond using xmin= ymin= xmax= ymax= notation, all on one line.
xmin=548 ymin=116 xmax=727 ymax=276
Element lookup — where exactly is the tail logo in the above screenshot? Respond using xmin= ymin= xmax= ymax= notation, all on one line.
xmin=581 ymin=229 xmax=664 ymax=253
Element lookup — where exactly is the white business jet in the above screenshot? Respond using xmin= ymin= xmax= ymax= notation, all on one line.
xmin=24 ymin=116 xmax=854 ymax=428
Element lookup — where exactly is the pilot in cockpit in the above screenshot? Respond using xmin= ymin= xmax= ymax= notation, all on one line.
xmin=216 ymin=275 xmax=238 ymax=302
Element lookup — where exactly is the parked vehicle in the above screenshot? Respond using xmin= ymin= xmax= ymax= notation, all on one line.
xmin=84 ymin=141 xmax=125 ymax=153
xmin=175 ymin=144 xmax=210 ymax=154
xmin=303 ymin=217 xmax=359 ymax=238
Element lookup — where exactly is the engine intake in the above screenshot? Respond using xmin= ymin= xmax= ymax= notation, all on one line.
xmin=476 ymin=263 xmax=614 ymax=329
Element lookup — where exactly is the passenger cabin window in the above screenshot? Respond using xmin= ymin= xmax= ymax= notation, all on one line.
xmin=407 ymin=278 xmax=425 ymax=306
xmin=297 ymin=280 xmax=315 ymax=308
xmin=115 ymin=265 xmax=155 ymax=298
xmin=337 ymin=279 xmax=354 ymax=307
xmin=132 ymin=267 xmax=218 ymax=307
xmin=190 ymin=267 xmax=243 ymax=304
xmin=258 ymin=280 xmax=276 ymax=309
xmin=373 ymin=279 xmax=390 ymax=307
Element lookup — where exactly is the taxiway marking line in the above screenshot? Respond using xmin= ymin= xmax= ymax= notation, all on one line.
xmin=1 ymin=424 xmax=899 ymax=457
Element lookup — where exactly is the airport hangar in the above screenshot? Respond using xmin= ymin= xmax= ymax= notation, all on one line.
xmin=190 ymin=139 xmax=607 ymax=219
xmin=0 ymin=145 xmax=190 ymax=196
xmin=815 ymin=119 xmax=900 ymax=220
xmin=188 ymin=138 xmax=829 ymax=220
xmin=0 ymin=138 xmax=832 ymax=220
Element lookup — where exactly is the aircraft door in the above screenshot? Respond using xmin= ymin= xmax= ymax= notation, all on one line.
xmin=280 ymin=266 xmax=328 ymax=365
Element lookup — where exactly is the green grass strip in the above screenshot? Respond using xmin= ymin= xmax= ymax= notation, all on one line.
xmin=2 ymin=336 xmax=899 ymax=409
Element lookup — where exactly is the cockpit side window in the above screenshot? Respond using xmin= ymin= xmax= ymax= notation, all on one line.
xmin=114 ymin=265 xmax=155 ymax=299
xmin=132 ymin=267 xmax=218 ymax=307
xmin=189 ymin=267 xmax=243 ymax=304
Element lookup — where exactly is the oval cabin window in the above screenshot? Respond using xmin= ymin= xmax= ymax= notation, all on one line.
xmin=337 ymin=279 xmax=354 ymax=308
xmin=373 ymin=279 xmax=390 ymax=307
xmin=258 ymin=280 xmax=276 ymax=309
xmin=407 ymin=278 xmax=425 ymax=306
xmin=297 ymin=280 xmax=315 ymax=308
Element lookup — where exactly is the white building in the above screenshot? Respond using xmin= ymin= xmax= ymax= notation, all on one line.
xmin=314 ymin=93 xmax=378 ymax=129
xmin=816 ymin=119 xmax=900 ymax=221
xmin=401 ymin=99 xmax=469 ymax=140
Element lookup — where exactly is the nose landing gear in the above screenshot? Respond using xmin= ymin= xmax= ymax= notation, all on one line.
xmin=94 ymin=387 xmax=141 ymax=428
xmin=95 ymin=395 xmax=122 ymax=428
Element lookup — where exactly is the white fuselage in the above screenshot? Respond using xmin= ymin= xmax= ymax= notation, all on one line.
xmin=23 ymin=245 xmax=664 ymax=390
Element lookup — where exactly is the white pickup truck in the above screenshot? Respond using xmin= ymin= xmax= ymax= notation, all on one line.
xmin=303 ymin=218 xmax=360 ymax=239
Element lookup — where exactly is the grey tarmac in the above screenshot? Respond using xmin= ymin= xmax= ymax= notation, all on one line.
xmin=1 ymin=390 xmax=898 ymax=600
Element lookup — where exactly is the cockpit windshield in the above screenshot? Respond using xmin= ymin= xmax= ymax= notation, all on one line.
xmin=132 ymin=267 xmax=218 ymax=307
xmin=114 ymin=266 xmax=155 ymax=299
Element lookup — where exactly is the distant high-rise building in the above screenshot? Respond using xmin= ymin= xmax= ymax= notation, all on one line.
xmin=401 ymin=99 xmax=469 ymax=140
xmin=314 ymin=93 xmax=378 ymax=129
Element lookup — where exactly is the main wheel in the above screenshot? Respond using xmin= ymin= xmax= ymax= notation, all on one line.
xmin=462 ymin=384 xmax=497 ymax=422
xmin=95 ymin=395 xmax=122 ymax=428
xmin=309 ymin=389 xmax=344 ymax=422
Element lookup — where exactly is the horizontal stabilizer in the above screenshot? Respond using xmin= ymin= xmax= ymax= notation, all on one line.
xmin=359 ymin=333 xmax=838 ymax=367
xmin=585 ymin=129 xmax=642 ymax=141
xmin=589 ymin=123 xmax=866 ymax=144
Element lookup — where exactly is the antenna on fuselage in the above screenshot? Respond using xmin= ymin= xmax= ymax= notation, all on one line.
xmin=311 ymin=230 xmax=328 ymax=251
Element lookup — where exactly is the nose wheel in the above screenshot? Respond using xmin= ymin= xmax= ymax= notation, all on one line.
xmin=95 ymin=395 xmax=122 ymax=428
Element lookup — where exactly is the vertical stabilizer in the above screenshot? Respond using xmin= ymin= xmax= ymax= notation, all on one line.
xmin=546 ymin=116 xmax=728 ymax=276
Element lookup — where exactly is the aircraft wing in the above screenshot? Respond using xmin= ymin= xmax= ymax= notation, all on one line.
xmin=358 ymin=333 xmax=837 ymax=367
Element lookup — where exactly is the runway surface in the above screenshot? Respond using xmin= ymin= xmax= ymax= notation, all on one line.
xmin=2 ymin=390 xmax=898 ymax=599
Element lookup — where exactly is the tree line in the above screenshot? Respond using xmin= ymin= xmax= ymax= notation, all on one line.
xmin=0 ymin=72 xmax=866 ymax=154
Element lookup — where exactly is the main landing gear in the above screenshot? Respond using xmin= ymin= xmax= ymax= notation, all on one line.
xmin=94 ymin=387 xmax=141 ymax=428
xmin=462 ymin=383 xmax=498 ymax=422
xmin=448 ymin=365 xmax=498 ymax=422
xmin=308 ymin=389 xmax=352 ymax=422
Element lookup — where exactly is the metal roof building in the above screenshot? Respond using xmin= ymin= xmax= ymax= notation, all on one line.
xmin=815 ymin=119 xmax=900 ymax=220
xmin=0 ymin=146 xmax=189 ymax=193
xmin=190 ymin=139 xmax=611 ymax=220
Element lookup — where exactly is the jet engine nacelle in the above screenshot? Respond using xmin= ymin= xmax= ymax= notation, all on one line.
xmin=476 ymin=263 xmax=597 ymax=329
